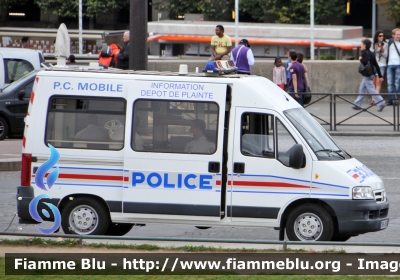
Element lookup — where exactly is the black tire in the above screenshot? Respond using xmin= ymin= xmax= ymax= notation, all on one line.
xmin=0 ymin=116 xmax=9 ymax=140
xmin=61 ymin=197 xmax=109 ymax=235
xmin=105 ymin=223 xmax=134 ymax=236
xmin=195 ymin=226 xmax=211 ymax=230
xmin=286 ymin=204 xmax=334 ymax=241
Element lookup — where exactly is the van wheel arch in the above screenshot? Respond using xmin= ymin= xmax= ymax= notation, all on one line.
xmin=280 ymin=199 xmax=337 ymax=234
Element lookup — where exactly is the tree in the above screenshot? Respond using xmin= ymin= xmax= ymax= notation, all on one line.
xmin=377 ymin=0 xmax=400 ymax=25
xmin=240 ymin=0 xmax=346 ymax=24
xmin=34 ymin=0 xmax=130 ymax=22
xmin=0 ymin=0 xmax=29 ymax=23
xmin=153 ymin=0 xmax=234 ymax=21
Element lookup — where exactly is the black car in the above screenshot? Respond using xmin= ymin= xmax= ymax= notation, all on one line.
xmin=0 ymin=70 xmax=40 ymax=140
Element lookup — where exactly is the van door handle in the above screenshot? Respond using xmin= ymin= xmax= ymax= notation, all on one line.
xmin=208 ymin=162 xmax=220 ymax=173
xmin=233 ymin=162 xmax=245 ymax=174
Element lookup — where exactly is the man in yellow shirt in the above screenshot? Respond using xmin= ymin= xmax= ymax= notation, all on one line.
xmin=209 ymin=25 xmax=232 ymax=61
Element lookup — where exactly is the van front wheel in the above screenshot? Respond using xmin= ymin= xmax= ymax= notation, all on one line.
xmin=61 ymin=198 xmax=109 ymax=235
xmin=286 ymin=204 xmax=333 ymax=241
xmin=0 ymin=116 xmax=9 ymax=140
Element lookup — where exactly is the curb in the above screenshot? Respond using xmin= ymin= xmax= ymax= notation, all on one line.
xmin=0 ymin=161 xmax=21 ymax=172
xmin=329 ymin=131 xmax=400 ymax=137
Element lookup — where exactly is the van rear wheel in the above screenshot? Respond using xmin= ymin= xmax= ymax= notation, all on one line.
xmin=286 ymin=204 xmax=333 ymax=241
xmin=61 ymin=197 xmax=109 ymax=235
xmin=105 ymin=223 xmax=134 ymax=236
xmin=0 ymin=116 xmax=9 ymax=140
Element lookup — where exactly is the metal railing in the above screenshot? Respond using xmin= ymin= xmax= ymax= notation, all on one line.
xmin=304 ymin=93 xmax=332 ymax=131
xmin=0 ymin=232 xmax=399 ymax=251
xmin=304 ymin=92 xmax=400 ymax=131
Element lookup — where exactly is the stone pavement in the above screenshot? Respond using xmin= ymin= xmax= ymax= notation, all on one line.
xmin=1 ymin=101 xmax=399 ymax=171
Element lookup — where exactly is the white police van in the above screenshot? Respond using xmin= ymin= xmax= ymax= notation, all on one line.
xmin=16 ymin=63 xmax=389 ymax=241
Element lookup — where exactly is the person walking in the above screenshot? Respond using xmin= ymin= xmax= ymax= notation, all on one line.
xmin=209 ymin=25 xmax=232 ymax=61
xmin=99 ymin=44 xmax=120 ymax=68
xmin=273 ymin=58 xmax=286 ymax=89
xmin=352 ymin=39 xmax=386 ymax=112
xmin=285 ymin=50 xmax=294 ymax=89
xmin=230 ymin=39 xmax=254 ymax=74
xmin=386 ymin=28 xmax=400 ymax=105
xmin=117 ymin=31 xmax=130 ymax=70
xmin=287 ymin=50 xmax=305 ymax=107
xmin=373 ymin=30 xmax=388 ymax=94
xmin=297 ymin=53 xmax=310 ymax=91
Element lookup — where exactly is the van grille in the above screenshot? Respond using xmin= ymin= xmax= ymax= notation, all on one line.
xmin=374 ymin=189 xmax=386 ymax=203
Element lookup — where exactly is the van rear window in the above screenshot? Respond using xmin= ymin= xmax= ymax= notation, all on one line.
xmin=45 ymin=96 xmax=126 ymax=150
xmin=132 ymin=100 xmax=219 ymax=154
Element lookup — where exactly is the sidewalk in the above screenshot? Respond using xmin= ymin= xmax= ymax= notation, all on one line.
xmin=1 ymin=101 xmax=399 ymax=171
xmin=0 ymin=139 xmax=22 ymax=171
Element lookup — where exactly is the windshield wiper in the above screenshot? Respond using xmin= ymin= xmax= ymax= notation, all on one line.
xmin=314 ymin=149 xmax=345 ymax=159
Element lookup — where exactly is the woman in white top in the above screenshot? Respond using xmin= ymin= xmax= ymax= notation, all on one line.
xmin=373 ymin=30 xmax=388 ymax=93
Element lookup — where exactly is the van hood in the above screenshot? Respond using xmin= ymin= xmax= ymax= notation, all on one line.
xmin=330 ymin=158 xmax=384 ymax=190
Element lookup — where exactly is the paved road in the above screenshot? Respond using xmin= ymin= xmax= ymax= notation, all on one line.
xmin=1 ymin=136 xmax=399 ymax=243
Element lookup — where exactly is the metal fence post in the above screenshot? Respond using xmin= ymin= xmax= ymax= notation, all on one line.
xmin=333 ymin=94 xmax=337 ymax=131
xmin=329 ymin=93 xmax=332 ymax=131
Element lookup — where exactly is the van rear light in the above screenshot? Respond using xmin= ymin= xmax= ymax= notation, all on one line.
xmin=21 ymin=153 xmax=32 ymax=186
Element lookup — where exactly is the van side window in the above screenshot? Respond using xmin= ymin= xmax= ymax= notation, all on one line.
xmin=241 ymin=113 xmax=274 ymax=158
xmin=276 ymin=119 xmax=297 ymax=166
xmin=5 ymin=59 xmax=34 ymax=84
xmin=45 ymin=97 xmax=126 ymax=150
xmin=132 ymin=100 xmax=218 ymax=154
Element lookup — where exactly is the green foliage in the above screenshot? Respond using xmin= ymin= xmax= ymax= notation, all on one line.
xmin=240 ymin=0 xmax=346 ymax=24
xmin=33 ymin=0 xmax=130 ymax=18
xmin=152 ymin=0 xmax=234 ymax=20
xmin=377 ymin=0 xmax=400 ymax=23
xmin=0 ymin=0 xmax=28 ymax=8
xmin=319 ymin=54 xmax=336 ymax=60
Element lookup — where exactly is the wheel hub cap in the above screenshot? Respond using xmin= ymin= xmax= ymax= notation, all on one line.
xmin=294 ymin=212 xmax=323 ymax=241
xmin=69 ymin=205 xmax=98 ymax=233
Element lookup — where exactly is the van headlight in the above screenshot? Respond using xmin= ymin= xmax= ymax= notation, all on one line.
xmin=352 ymin=186 xmax=374 ymax=200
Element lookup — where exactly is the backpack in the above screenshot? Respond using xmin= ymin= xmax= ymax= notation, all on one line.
xmin=100 ymin=45 xmax=112 ymax=58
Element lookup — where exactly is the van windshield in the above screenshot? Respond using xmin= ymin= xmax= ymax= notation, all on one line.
xmin=284 ymin=108 xmax=350 ymax=160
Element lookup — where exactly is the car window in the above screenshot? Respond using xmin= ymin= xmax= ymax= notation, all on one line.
xmin=5 ymin=59 xmax=34 ymax=84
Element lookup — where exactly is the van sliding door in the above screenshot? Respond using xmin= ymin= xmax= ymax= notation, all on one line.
xmin=122 ymin=81 xmax=227 ymax=223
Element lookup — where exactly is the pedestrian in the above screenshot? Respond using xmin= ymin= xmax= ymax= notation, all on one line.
xmin=285 ymin=50 xmax=294 ymax=89
xmin=352 ymin=39 xmax=386 ymax=112
xmin=287 ymin=50 xmax=305 ymax=107
xmin=209 ymin=25 xmax=232 ymax=61
xmin=297 ymin=53 xmax=310 ymax=91
xmin=230 ymin=39 xmax=254 ymax=74
xmin=373 ymin=30 xmax=388 ymax=94
xmin=67 ymin=54 xmax=76 ymax=64
xmin=386 ymin=28 xmax=400 ymax=105
xmin=117 ymin=31 xmax=130 ymax=70
xmin=99 ymin=44 xmax=120 ymax=68
xmin=273 ymin=57 xmax=286 ymax=89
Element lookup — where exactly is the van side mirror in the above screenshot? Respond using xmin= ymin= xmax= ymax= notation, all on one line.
xmin=17 ymin=90 xmax=26 ymax=100
xmin=289 ymin=144 xmax=306 ymax=169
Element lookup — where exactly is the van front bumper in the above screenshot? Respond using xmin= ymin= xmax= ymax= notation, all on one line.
xmin=323 ymin=199 xmax=389 ymax=235
xmin=16 ymin=186 xmax=59 ymax=223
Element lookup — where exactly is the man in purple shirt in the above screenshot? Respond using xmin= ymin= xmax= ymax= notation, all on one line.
xmin=287 ymin=50 xmax=305 ymax=107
